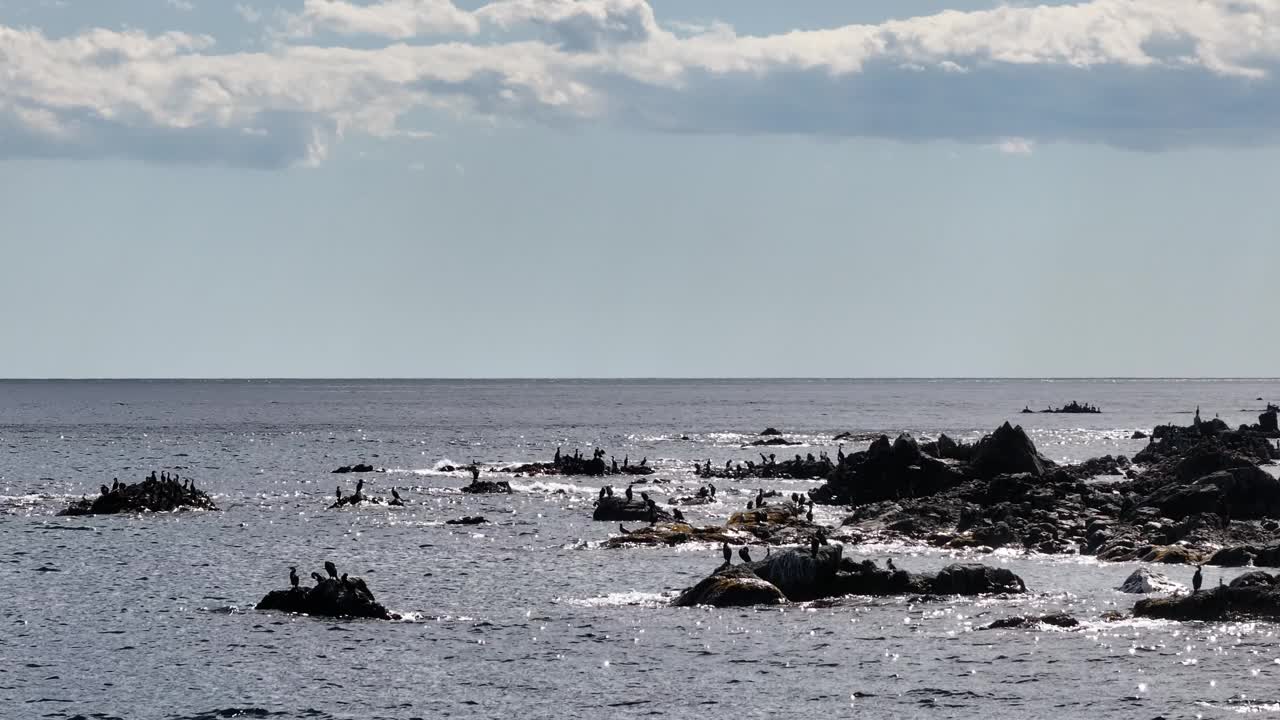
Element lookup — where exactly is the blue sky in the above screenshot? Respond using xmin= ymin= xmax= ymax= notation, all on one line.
xmin=2 ymin=0 xmax=1278 ymax=377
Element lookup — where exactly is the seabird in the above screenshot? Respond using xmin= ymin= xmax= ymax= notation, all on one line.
xmin=806 ymin=508 xmax=814 ymax=523
xmin=886 ymin=558 xmax=897 ymax=572
xmin=810 ymin=535 xmax=820 ymax=556
xmin=289 ymin=566 xmax=299 ymax=588
xmin=672 ymin=508 xmax=685 ymax=522
xmin=353 ymin=577 xmax=370 ymax=595
xmin=738 ymin=546 xmax=752 ymax=563
xmin=755 ymin=490 xmax=764 ymax=507
xmin=341 ymin=573 xmax=349 ymax=585
xmin=598 ymin=486 xmax=608 ymax=501
xmin=311 ymin=571 xmax=325 ymax=584
xmin=625 ymin=485 xmax=633 ymax=502
xmin=112 ymin=479 xmax=119 ymax=491
xmin=619 ymin=524 xmax=630 ymax=535
xmin=1193 ymin=565 xmax=1203 ymax=592
xmin=640 ymin=491 xmax=650 ymax=504
xmin=470 ymin=465 xmax=481 ymax=481
xmin=100 ymin=485 xmax=110 ymax=496
xmin=709 ymin=484 xmax=716 ymax=497
xmin=747 ymin=501 xmax=754 ymax=510
xmin=355 ymin=478 xmax=364 ymax=495
xmin=336 ymin=486 xmax=343 ymax=501
xmin=391 ymin=488 xmax=402 ymax=502
xmin=325 ymin=561 xmax=338 ymax=579
xmin=722 ymin=542 xmax=732 ymax=565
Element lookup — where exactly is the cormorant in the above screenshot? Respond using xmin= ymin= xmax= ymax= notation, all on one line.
xmin=311 ymin=571 xmax=325 ymax=584
xmin=325 ymin=561 xmax=338 ymax=579
xmin=640 ymin=492 xmax=650 ymax=504
xmin=625 ymin=485 xmax=633 ymax=502
xmin=289 ymin=566 xmax=299 ymax=588
xmin=886 ymin=558 xmax=897 ymax=572
xmin=1193 ymin=565 xmax=1203 ymax=592
xmin=391 ymin=488 xmax=402 ymax=502
xmin=470 ymin=465 xmax=480 ymax=481
xmin=672 ymin=508 xmax=685 ymax=522
xmin=336 ymin=486 xmax=343 ymax=501
xmin=738 ymin=547 xmax=752 ymax=563
xmin=112 ymin=479 xmax=119 ymax=491
xmin=721 ymin=542 xmax=732 ymax=565
xmin=709 ymin=483 xmax=716 ymax=497
xmin=355 ymin=478 xmax=364 ymax=495
xmin=100 ymin=485 xmax=110 ymax=496
xmin=806 ymin=508 xmax=814 ymax=523
xmin=747 ymin=501 xmax=754 ymax=510
xmin=341 ymin=573 xmax=349 ymax=585
xmin=755 ymin=489 xmax=764 ymax=507
xmin=810 ymin=535 xmax=820 ymax=556
xmin=598 ymin=486 xmax=608 ymax=501
xmin=619 ymin=524 xmax=630 ymax=535
xmin=605 ymin=485 xmax=613 ymax=497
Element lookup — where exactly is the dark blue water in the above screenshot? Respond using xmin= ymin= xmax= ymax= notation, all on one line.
xmin=3 ymin=379 xmax=1279 ymax=719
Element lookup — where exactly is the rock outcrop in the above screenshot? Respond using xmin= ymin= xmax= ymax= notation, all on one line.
xmin=60 ymin=472 xmax=218 ymax=516
xmin=332 ymin=463 xmax=377 ymax=474
xmin=671 ymin=546 xmax=1026 ymax=608
xmin=671 ymin=565 xmax=788 ymax=607
xmin=1132 ymin=571 xmax=1280 ymax=622
xmin=592 ymin=495 xmax=672 ymax=522
xmin=461 ymin=479 xmax=513 ymax=494
xmin=256 ymin=573 xmax=393 ymax=620
xmin=504 ymin=448 xmax=654 ymax=477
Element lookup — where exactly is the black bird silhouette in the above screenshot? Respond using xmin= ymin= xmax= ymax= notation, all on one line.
xmin=355 ymin=478 xmax=364 ymax=495
xmin=341 ymin=573 xmax=349 ymax=585
xmin=619 ymin=524 xmax=629 ymax=534
xmin=335 ymin=486 xmax=342 ymax=501
xmin=755 ymin=490 xmax=764 ymax=507
xmin=391 ymin=488 xmax=402 ymax=502
xmin=709 ymin=483 xmax=716 ymax=497
xmin=289 ymin=566 xmax=299 ymax=588
xmin=747 ymin=500 xmax=754 ymax=510
xmin=625 ymin=485 xmax=633 ymax=502
xmin=598 ymin=486 xmax=608 ymax=500
xmin=112 ymin=479 xmax=119 ymax=491
xmin=1193 ymin=565 xmax=1203 ymax=592
xmin=470 ymin=465 xmax=481 ymax=481
xmin=810 ymin=535 xmax=820 ymax=556
xmin=738 ymin=547 xmax=752 ymax=563
xmin=311 ymin=571 xmax=325 ymax=584
xmin=672 ymin=508 xmax=685 ymax=522
xmin=100 ymin=485 xmax=110 ymax=496
xmin=722 ymin=542 xmax=732 ymax=565
xmin=886 ymin=558 xmax=897 ymax=572
xmin=806 ymin=508 xmax=814 ymax=522
xmin=325 ymin=561 xmax=338 ymax=579
xmin=640 ymin=491 xmax=650 ymax=504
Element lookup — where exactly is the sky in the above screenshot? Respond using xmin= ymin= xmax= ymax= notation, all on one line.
xmin=1 ymin=0 xmax=1279 ymax=378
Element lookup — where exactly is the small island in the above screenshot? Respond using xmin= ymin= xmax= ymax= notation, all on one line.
xmin=60 ymin=471 xmax=218 ymax=516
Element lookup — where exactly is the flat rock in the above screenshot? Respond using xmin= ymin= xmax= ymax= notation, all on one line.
xmin=1117 ymin=567 xmax=1184 ymax=594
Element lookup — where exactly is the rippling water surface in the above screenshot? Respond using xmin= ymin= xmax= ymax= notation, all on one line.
xmin=3 ymin=379 xmax=1280 ymax=719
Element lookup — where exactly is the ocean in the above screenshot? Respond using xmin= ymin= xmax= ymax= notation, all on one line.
xmin=3 ymin=378 xmax=1279 ymax=719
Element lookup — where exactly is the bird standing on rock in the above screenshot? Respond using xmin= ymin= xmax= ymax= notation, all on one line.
xmin=311 ymin=572 xmax=325 ymax=584
xmin=886 ymin=558 xmax=897 ymax=572
xmin=672 ymin=508 xmax=685 ymax=522
xmin=335 ymin=486 xmax=342 ymax=502
xmin=722 ymin=542 xmax=732 ymax=565
xmin=806 ymin=507 xmax=813 ymax=523
xmin=1193 ymin=565 xmax=1203 ymax=592
xmin=739 ymin=547 xmax=752 ymax=563
xmin=392 ymin=488 xmax=402 ymax=503
xmin=810 ymin=535 xmax=820 ymax=556
xmin=625 ymin=485 xmax=634 ymax=502
xmin=289 ymin=566 xmax=299 ymax=588
xmin=325 ymin=561 xmax=338 ymax=579
xmin=355 ymin=478 xmax=364 ymax=495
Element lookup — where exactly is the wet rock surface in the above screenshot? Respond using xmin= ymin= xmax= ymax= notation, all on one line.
xmin=1117 ymin=567 xmax=1184 ymax=594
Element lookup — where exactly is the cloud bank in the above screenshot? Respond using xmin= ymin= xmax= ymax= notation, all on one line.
xmin=2 ymin=0 xmax=1279 ymax=167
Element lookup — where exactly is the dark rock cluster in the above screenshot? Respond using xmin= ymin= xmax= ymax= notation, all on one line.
xmin=256 ymin=563 xmax=392 ymax=620
xmin=60 ymin=471 xmax=217 ymax=516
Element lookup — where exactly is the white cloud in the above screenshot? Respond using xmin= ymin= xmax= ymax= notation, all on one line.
xmin=2 ymin=0 xmax=1280 ymax=167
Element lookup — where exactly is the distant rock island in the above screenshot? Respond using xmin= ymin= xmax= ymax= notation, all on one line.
xmin=1021 ymin=401 xmax=1100 ymax=414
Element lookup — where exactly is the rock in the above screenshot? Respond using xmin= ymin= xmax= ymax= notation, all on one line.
xmin=60 ymin=473 xmax=218 ymax=516
xmin=1131 ymin=431 xmax=1148 ymax=440
xmin=1139 ymin=545 xmax=1205 ymax=565
xmin=930 ymin=563 xmax=1026 ymax=595
xmin=445 ymin=516 xmax=488 ymax=525
xmin=969 ymin=422 xmax=1054 ymax=479
xmin=1133 ymin=571 xmax=1280 ymax=622
xmin=743 ymin=546 xmax=843 ymax=602
xmin=1040 ymin=401 xmax=1101 ymax=414
xmin=1260 ymin=408 xmax=1279 ymax=434
xmin=833 ymin=431 xmax=856 ymax=441
xmin=592 ymin=495 xmax=672 ymax=522
xmin=760 ymin=427 xmax=783 ymax=436
xmin=749 ymin=437 xmax=799 ymax=447
xmin=983 ymin=613 xmax=1078 ymax=629
xmin=813 ymin=432 xmax=964 ymax=505
xmin=331 ymin=463 xmax=376 ymax=474
xmin=461 ymin=479 xmax=513 ymax=494
xmin=504 ymin=448 xmax=651 ymax=477
xmin=671 ymin=565 xmax=786 ymax=608
xmin=1117 ymin=567 xmax=1184 ymax=594
xmin=603 ymin=523 xmax=736 ymax=548
xmin=256 ymin=575 xmax=392 ymax=620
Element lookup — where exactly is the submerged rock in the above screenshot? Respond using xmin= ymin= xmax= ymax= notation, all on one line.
xmin=1132 ymin=571 xmax=1280 ymax=622
xmin=445 ymin=516 xmax=488 ymax=525
xmin=983 ymin=613 xmax=1079 ymax=630
xmin=332 ymin=463 xmax=377 ymax=474
xmin=60 ymin=473 xmax=218 ymax=516
xmin=256 ymin=574 xmax=392 ymax=620
xmin=461 ymin=479 xmax=513 ymax=494
xmin=1117 ymin=567 xmax=1184 ymax=594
